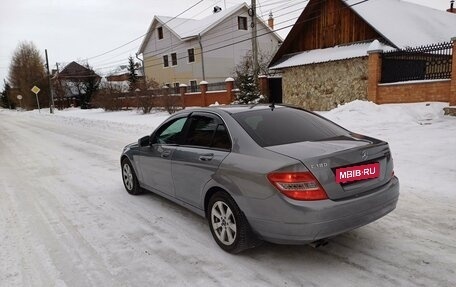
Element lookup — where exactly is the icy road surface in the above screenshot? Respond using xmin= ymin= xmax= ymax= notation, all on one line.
xmin=1 ymin=102 xmax=455 ymax=287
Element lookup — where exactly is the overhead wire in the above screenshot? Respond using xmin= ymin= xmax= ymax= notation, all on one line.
xmin=136 ymin=0 xmax=310 ymax=67
xmin=138 ymin=0 xmax=371 ymax=72
xmin=139 ymin=0 xmax=308 ymax=60
xmin=91 ymin=0 xmax=226 ymax=68
xmin=73 ymin=0 xmax=369 ymax=75
xmin=70 ymin=0 xmax=229 ymax=74
xmin=76 ymin=0 xmax=206 ymax=63
xmin=77 ymin=0 xmax=306 ymax=72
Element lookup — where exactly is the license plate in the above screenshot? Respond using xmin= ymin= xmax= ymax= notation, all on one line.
xmin=336 ymin=162 xmax=380 ymax=183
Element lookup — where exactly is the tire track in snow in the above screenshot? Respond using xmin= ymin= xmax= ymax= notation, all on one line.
xmin=2 ymin=112 xmax=456 ymax=287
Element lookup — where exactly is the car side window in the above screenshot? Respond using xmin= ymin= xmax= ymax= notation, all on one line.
xmin=154 ymin=117 xmax=187 ymax=145
xmin=212 ymin=124 xmax=231 ymax=150
xmin=184 ymin=115 xmax=231 ymax=150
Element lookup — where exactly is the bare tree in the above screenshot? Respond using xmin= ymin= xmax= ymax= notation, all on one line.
xmin=137 ymin=78 xmax=160 ymax=114
xmin=92 ymin=81 xmax=124 ymax=111
xmin=8 ymin=41 xmax=48 ymax=110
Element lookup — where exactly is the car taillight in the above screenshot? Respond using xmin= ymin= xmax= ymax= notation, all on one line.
xmin=267 ymin=172 xmax=328 ymax=201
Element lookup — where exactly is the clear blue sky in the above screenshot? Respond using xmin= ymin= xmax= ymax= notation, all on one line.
xmin=0 ymin=0 xmax=453 ymax=85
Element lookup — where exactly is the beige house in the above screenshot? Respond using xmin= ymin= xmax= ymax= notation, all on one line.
xmin=137 ymin=3 xmax=282 ymax=90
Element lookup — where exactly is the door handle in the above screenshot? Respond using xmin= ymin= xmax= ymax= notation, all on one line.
xmin=161 ymin=150 xmax=171 ymax=158
xmin=199 ymin=153 xmax=214 ymax=161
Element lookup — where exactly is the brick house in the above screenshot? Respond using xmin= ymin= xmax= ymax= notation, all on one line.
xmin=269 ymin=0 xmax=456 ymax=111
xmin=104 ymin=64 xmax=144 ymax=93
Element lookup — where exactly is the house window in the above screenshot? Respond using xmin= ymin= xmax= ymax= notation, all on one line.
xmin=238 ymin=16 xmax=248 ymax=30
xmin=171 ymin=52 xmax=177 ymax=66
xmin=163 ymin=55 xmax=169 ymax=67
xmin=190 ymin=80 xmax=197 ymax=92
xmin=158 ymin=27 xmax=163 ymax=39
xmin=188 ymin=48 xmax=195 ymax=63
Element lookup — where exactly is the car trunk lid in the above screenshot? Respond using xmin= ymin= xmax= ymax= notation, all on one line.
xmin=265 ymin=135 xmax=394 ymax=200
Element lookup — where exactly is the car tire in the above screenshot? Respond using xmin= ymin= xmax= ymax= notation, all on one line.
xmin=121 ymin=158 xmax=141 ymax=195
xmin=207 ymin=191 xmax=262 ymax=253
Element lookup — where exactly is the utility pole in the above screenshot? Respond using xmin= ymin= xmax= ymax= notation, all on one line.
xmin=45 ymin=49 xmax=54 ymax=113
xmin=251 ymin=0 xmax=259 ymax=80
xmin=198 ymin=34 xmax=206 ymax=81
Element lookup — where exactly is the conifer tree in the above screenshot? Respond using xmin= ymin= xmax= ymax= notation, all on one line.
xmin=233 ymin=54 xmax=261 ymax=104
xmin=1 ymin=81 xmax=12 ymax=109
xmin=128 ymin=56 xmax=138 ymax=91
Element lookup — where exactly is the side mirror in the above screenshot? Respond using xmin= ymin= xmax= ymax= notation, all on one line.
xmin=138 ymin=135 xmax=151 ymax=147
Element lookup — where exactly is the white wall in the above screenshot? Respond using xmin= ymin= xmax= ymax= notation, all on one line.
xmin=143 ymin=9 xmax=281 ymax=85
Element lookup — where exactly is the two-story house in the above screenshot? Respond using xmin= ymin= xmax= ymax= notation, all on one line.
xmin=137 ymin=3 xmax=282 ymax=90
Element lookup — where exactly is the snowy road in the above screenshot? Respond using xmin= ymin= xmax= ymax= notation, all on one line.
xmin=1 ymin=105 xmax=455 ymax=287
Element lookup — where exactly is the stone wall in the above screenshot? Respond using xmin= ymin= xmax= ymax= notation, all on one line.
xmin=282 ymin=57 xmax=368 ymax=111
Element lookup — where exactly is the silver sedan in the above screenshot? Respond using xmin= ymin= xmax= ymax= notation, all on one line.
xmin=120 ymin=105 xmax=399 ymax=253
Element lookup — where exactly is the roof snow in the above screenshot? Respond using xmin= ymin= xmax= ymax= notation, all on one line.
xmin=138 ymin=2 xmax=280 ymax=54
xmin=155 ymin=3 xmax=246 ymax=40
xmin=270 ymin=41 xmax=393 ymax=69
xmin=270 ymin=0 xmax=456 ymax=69
xmin=107 ymin=65 xmax=143 ymax=77
xmin=348 ymin=0 xmax=456 ymax=49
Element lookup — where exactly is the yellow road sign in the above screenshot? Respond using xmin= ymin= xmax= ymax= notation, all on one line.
xmin=31 ymin=86 xmax=40 ymax=94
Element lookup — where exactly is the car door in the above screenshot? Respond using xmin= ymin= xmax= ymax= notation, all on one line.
xmin=138 ymin=116 xmax=188 ymax=197
xmin=172 ymin=112 xmax=231 ymax=208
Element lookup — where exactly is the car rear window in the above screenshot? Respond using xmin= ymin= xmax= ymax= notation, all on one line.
xmin=231 ymin=107 xmax=348 ymax=147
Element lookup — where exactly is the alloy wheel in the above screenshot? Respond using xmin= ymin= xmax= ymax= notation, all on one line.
xmin=211 ymin=201 xmax=237 ymax=245
xmin=122 ymin=163 xmax=134 ymax=191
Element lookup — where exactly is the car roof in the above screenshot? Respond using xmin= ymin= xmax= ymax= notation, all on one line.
xmin=184 ymin=104 xmax=289 ymax=115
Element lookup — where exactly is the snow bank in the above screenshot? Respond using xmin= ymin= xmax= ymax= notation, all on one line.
xmin=1 ymin=100 xmax=455 ymax=286
xmin=321 ymin=100 xmax=455 ymax=199
xmin=322 ymin=100 xmax=447 ymax=127
xmin=15 ymin=108 xmax=171 ymax=137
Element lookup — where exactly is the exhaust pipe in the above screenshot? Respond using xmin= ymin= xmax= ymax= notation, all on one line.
xmin=309 ymin=239 xmax=329 ymax=248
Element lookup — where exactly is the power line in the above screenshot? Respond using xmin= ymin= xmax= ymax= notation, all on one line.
xmin=81 ymin=0 xmax=369 ymax=74
xmin=92 ymin=0 xmax=309 ymax=72
xmin=139 ymin=0 xmax=371 ymax=71
xmin=79 ymin=0 xmax=206 ymax=62
xmin=139 ymin=1 xmax=308 ymax=61
xmin=91 ymin=0 xmax=226 ymax=68
xmin=74 ymin=0 xmax=306 ymax=73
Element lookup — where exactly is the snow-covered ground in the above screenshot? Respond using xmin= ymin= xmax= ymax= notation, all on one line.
xmin=0 ymin=101 xmax=455 ymax=287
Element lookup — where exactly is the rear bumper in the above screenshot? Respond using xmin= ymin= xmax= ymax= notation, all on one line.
xmin=248 ymin=177 xmax=399 ymax=244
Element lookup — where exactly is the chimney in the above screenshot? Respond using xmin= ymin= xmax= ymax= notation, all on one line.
xmin=448 ymin=0 xmax=456 ymax=13
xmin=268 ymin=11 xmax=274 ymax=30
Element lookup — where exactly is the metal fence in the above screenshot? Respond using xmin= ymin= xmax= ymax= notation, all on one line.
xmin=381 ymin=42 xmax=453 ymax=83
xmin=151 ymin=81 xmax=237 ymax=94
xmin=207 ymin=82 xmax=227 ymax=91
